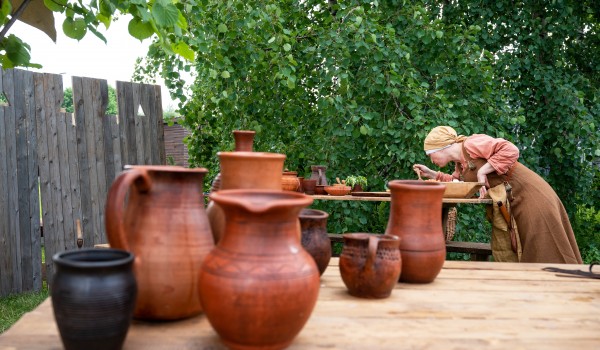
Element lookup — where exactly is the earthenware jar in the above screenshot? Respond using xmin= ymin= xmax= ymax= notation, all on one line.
xmin=199 ymin=190 xmax=319 ymax=350
xmin=302 ymin=178 xmax=317 ymax=195
xmin=339 ymin=233 xmax=401 ymax=298
xmin=385 ymin=180 xmax=446 ymax=283
xmin=309 ymin=165 xmax=328 ymax=186
xmin=233 ymin=130 xmax=255 ymax=151
xmin=105 ymin=165 xmax=214 ymax=320
xmin=299 ymin=209 xmax=331 ymax=275
xmin=282 ymin=171 xmax=300 ymax=191
xmin=206 ymin=152 xmax=286 ymax=243
xmin=52 ymin=248 xmax=137 ymax=350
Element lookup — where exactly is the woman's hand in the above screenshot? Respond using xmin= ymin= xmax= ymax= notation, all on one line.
xmin=476 ymin=163 xmax=494 ymax=199
xmin=413 ymin=164 xmax=437 ymax=180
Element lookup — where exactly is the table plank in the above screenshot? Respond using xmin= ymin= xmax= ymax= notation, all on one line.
xmin=310 ymin=194 xmax=493 ymax=204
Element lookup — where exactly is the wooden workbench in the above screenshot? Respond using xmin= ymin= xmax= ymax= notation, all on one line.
xmin=1 ymin=258 xmax=598 ymax=349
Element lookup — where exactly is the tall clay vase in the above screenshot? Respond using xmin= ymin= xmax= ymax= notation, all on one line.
xmin=52 ymin=249 xmax=137 ymax=350
xmin=199 ymin=190 xmax=319 ymax=350
xmin=299 ymin=209 xmax=332 ymax=276
xmin=105 ymin=165 xmax=214 ymax=320
xmin=206 ymin=152 xmax=285 ymax=243
xmin=385 ymin=180 xmax=446 ymax=283
xmin=210 ymin=129 xmax=256 ymax=193
xmin=339 ymin=234 xmax=401 ymax=299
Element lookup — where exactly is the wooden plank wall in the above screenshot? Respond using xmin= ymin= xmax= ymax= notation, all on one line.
xmin=0 ymin=69 xmax=165 ymax=296
xmin=164 ymin=122 xmax=191 ymax=167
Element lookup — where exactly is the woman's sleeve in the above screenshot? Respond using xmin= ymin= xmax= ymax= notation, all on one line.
xmin=465 ymin=134 xmax=519 ymax=174
xmin=435 ymin=164 xmax=461 ymax=182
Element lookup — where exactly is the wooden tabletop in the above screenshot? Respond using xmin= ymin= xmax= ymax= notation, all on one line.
xmin=1 ymin=259 xmax=598 ymax=349
xmin=310 ymin=194 xmax=493 ymax=204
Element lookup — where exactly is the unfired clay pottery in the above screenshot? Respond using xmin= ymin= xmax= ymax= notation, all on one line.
xmin=206 ymin=152 xmax=285 ymax=243
xmin=199 ymin=190 xmax=319 ymax=350
xmin=299 ymin=209 xmax=331 ymax=275
xmin=385 ymin=180 xmax=446 ymax=283
xmin=105 ymin=166 xmax=214 ymax=320
xmin=339 ymin=233 xmax=401 ymax=298
xmin=309 ymin=165 xmax=328 ymax=186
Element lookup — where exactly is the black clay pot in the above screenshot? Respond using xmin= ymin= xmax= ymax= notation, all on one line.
xmin=51 ymin=248 xmax=137 ymax=350
xmin=299 ymin=209 xmax=332 ymax=275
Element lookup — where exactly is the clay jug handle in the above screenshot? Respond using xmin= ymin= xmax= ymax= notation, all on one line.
xmin=105 ymin=168 xmax=152 ymax=251
xmin=364 ymin=235 xmax=379 ymax=273
xmin=318 ymin=169 xmax=323 ymax=185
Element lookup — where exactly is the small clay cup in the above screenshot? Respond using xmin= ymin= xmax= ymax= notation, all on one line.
xmin=302 ymin=179 xmax=317 ymax=195
xmin=314 ymin=185 xmax=326 ymax=195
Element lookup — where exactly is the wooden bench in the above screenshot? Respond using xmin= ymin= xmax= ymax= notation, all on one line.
xmin=328 ymin=234 xmax=492 ymax=261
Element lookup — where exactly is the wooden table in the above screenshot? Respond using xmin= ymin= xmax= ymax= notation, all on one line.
xmin=2 ymin=259 xmax=599 ymax=349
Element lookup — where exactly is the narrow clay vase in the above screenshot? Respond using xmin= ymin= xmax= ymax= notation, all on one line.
xmin=302 ymin=178 xmax=317 ymax=195
xmin=199 ymin=190 xmax=319 ymax=350
xmin=339 ymin=233 xmax=401 ymax=299
xmin=309 ymin=165 xmax=328 ymax=186
xmin=210 ymin=130 xmax=256 ymax=193
xmin=206 ymin=152 xmax=285 ymax=243
xmin=52 ymin=249 xmax=136 ymax=350
xmin=385 ymin=180 xmax=446 ymax=283
xmin=105 ymin=165 xmax=214 ymax=320
xmin=299 ymin=209 xmax=332 ymax=275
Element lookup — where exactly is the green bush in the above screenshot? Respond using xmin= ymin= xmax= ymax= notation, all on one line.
xmin=573 ymin=205 xmax=600 ymax=264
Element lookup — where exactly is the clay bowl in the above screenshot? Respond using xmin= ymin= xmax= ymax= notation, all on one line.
xmin=324 ymin=185 xmax=351 ymax=196
xmin=314 ymin=185 xmax=327 ymax=195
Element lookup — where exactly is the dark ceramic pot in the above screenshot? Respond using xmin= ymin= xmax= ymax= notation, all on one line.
xmin=51 ymin=248 xmax=137 ymax=350
xmin=299 ymin=209 xmax=332 ymax=275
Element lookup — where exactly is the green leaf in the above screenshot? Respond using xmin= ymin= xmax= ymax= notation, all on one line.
xmin=436 ymin=31 xmax=443 ymax=39
xmin=62 ymin=18 xmax=87 ymax=40
xmin=173 ymin=41 xmax=195 ymax=61
xmin=283 ymin=43 xmax=291 ymax=52
xmin=152 ymin=0 xmax=179 ymax=27
xmin=221 ymin=71 xmax=230 ymax=78
xmin=360 ymin=125 xmax=368 ymax=135
xmin=128 ymin=18 xmax=154 ymax=40
xmin=3 ymin=35 xmax=31 ymax=67
xmin=97 ymin=14 xmax=111 ymax=29
xmin=44 ymin=0 xmax=67 ymax=12
xmin=218 ymin=23 xmax=228 ymax=33
xmin=1 ymin=0 xmax=11 ymax=26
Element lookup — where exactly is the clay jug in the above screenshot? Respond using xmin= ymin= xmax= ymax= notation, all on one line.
xmin=339 ymin=233 xmax=401 ymax=298
xmin=199 ymin=190 xmax=319 ymax=350
xmin=206 ymin=152 xmax=285 ymax=243
xmin=299 ymin=209 xmax=331 ymax=275
xmin=210 ymin=130 xmax=256 ymax=193
xmin=105 ymin=165 xmax=214 ymax=320
xmin=309 ymin=165 xmax=328 ymax=186
xmin=385 ymin=180 xmax=446 ymax=283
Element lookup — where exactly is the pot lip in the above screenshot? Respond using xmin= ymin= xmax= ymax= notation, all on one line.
xmin=218 ymin=151 xmax=286 ymax=160
xmin=53 ymin=248 xmax=134 ymax=268
xmin=299 ymin=208 xmax=329 ymax=219
xmin=232 ymin=130 xmax=256 ymax=135
xmin=388 ymin=179 xmax=446 ymax=190
xmin=209 ymin=189 xmax=313 ymax=213
xmin=124 ymin=165 xmax=208 ymax=174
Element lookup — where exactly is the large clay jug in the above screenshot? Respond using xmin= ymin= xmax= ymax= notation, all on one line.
xmin=309 ymin=165 xmax=328 ymax=186
xmin=199 ymin=189 xmax=319 ymax=350
xmin=206 ymin=152 xmax=285 ymax=243
xmin=385 ymin=180 xmax=446 ymax=283
xmin=299 ymin=209 xmax=331 ymax=275
xmin=105 ymin=165 xmax=214 ymax=320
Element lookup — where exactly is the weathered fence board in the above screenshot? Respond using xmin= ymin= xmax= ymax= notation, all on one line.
xmin=0 ymin=69 xmax=166 ymax=296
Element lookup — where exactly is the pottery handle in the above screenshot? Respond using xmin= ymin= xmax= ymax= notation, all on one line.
xmin=318 ymin=169 xmax=322 ymax=185
xmin=365 ymin=235 xmax=378 ymax=273
xmin=105 ymin=168 xmax=152 ymax=251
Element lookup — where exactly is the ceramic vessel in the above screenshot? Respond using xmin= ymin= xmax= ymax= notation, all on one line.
xmin=282 ymin=171 xmax=300 ymax=191
xmin=206 ymin=152 xmax=286 ymax=243
xmin=210 ymin=130 xmax=256 ymax=193
xmin=314 ymin=185 xmax=327 ymax=195
xmin=309 ymin=165 xmax=328 ymax=186
xmin=385 ymin=180 xmax=446 ymax=283
xmin=105 ymin=165 xmax=214 ymax=320
xmin=299 ymin=209 xmax=331 ymax=275
xmin=339 ymin=233 xmax=401 ymax=298
xmin=199 ymin=190 xmax=319 ymax=350
xmin=52 ymin=249 xmax=136 ymax=350
xmin=302 ymin=178 xmax=317 ymax=195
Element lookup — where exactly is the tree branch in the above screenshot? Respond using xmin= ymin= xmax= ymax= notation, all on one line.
xmin=0 ymin=0 xmax=33 ymax=43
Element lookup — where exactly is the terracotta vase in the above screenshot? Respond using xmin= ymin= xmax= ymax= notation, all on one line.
xmin=302 ymin=178 xmax=317 ymax=195
xmin=309 ymin=165 xmax=328 ymax=186
xmin=385 ymin=180 xmax=446 ymax=283
xmin=206 ymin=152 xmax=285 ymax=243
xmin=199 ymin=190 xmax=319 ymax=350
xmin=299 ymin=209 xmax=332 ymax=276
xmin=339 ymin=233 xmax=401 ymax=298
xmin=210 ymin=130 xmax=256 ymax=193
xmin=105 ymin=165 xmax=214 ymax=320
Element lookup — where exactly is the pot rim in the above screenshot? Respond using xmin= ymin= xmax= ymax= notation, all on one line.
xmin=387 ymin=179 xmax=446 ymax=190
xmin=53 ymin=248 xmax=134 ymax=269
xmin=124 ymin=165 xmax=208 ymax=174
xmin=299 ymin=208 xmax=329 ymax=219
xmin=218 ymin=151 xmax=286 ymax=160
xmin=209 ymin=189 xmax=313 ymax=214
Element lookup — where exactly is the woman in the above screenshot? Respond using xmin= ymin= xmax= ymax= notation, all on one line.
xmin=413 ymin=126 xmax=582 ymax=264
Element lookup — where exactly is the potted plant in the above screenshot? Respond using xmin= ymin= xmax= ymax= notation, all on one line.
xmin=345 ymin=175 xmax=368 ymax=193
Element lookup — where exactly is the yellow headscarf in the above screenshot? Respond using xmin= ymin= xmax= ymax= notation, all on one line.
xmin=423 ymin=126 xmax=468 ymax=154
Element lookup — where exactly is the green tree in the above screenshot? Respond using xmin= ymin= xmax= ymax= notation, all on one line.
xmin=61 ymin=86 xmax=117 ymax=115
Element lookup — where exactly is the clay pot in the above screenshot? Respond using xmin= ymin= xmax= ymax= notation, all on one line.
xmin=52 ymin=249 xmax=136 ymax=350
xmin=299 ymin=209 xmax=332 ymax=276
xmin=385 ymin=180 xmax=446 ymax=283
xmin=302 ymin=178 xmax=317 ymax=195
xmin=282 ymin=171 xmax=300 ymax=191
xmin=297 ymin=176 xmax=304 ymax=193
xmin=233 ymin=130 xmax=255 ymax=152
xmin=309 ymin=165 xmax=328 ymax=186
xmin=314 ymin=185 xmax=327 ymax=195
xmin=339 ymin=233 xmax=401 ymax=298
xmin=206 ymin=152 xmax=286 ymax=243
xmin=351 ymin=184 xmax=363 ymax=192
xmin=199 ymin=190 xmax=319 ymax=350
xmin=105 ymin=165 xmax=214 ymax=320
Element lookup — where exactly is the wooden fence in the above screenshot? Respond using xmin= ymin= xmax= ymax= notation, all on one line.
xmin=0 ymin=68 xmax=165 ymax=297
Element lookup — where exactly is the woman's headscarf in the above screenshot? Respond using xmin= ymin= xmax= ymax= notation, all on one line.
xmin=423 ymin=126 xmax=468 ymax=155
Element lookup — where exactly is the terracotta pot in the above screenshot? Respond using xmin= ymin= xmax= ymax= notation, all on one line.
xmin=339 ymin=233 xmax=401 ymax=298
xmin=314 ymin=185 xmax=327 ymax=195
xmin=302 ymin=178 xmax=317 ymax=195
xmin=199 ymin=190 xmax=319 ymax=350
xmin=385 ymin=180 xmax=446 ymax=283
xmin=297 ymin=176 xmax=304 ymax=193
xmin=105 ymin=165 xmax=214 ymax=320
xmin=233 ymin=130 xmax=255 ymax=152
xmin=206 ymin=152 xmax=286 ymax=243
xmin=52 ymin=249 xmax=136 ymax=350
xmin=351 ymin=184 xmax=363 ymax=192
xmin=299 ymin=209 xmax=331 ymax=276
xmin=282 ymin=171 xmax=300 ymax=191
xmin=309 ymin=165 xmax=328 ymax=186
